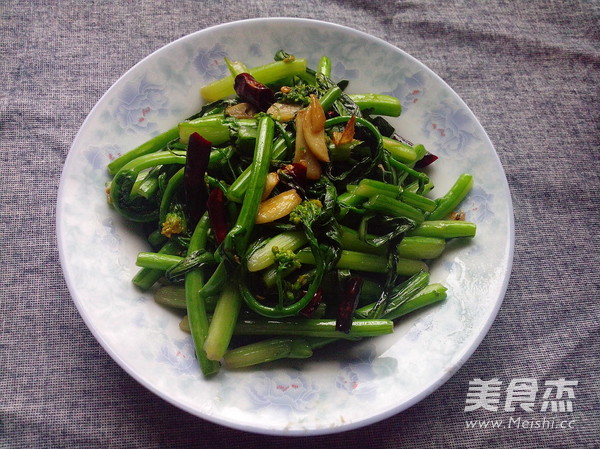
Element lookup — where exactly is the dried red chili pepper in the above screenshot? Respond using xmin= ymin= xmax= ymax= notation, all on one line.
xmin=415 ymin=153 xmax=438 ymax=168
xmin=206 ymin=187 xmax=229 ymax=244
xmin=299 ymin=288 xmax=324 ymax=318
xmin=279 ymin=163 xmax=307 ymax=185
xmin=184 ymin=132 xmax=212 ymax=229
xmin=233 ymin=73 xmax=275 ymax=111
xmin=336 ymin=277 xmax=364 ymax=333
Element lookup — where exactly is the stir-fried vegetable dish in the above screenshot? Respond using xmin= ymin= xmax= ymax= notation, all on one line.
xmin=106 ymin=51 xmax=476 ymax=375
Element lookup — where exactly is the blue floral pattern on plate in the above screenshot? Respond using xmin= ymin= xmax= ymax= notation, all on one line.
xmin=114 ymin=76 xmax=169 ymax=134
xmin=246 ymin=372 xmax=320 ymax=413
xmin=423 ymin=101 xmax=480 ymax=158
xmin=335 ymin=345 xmax=398 ymax=399
xmin=57 ymin=18 xmax=513 ymax=436
xmin=384 ymin=71 xmax=427 ymax=114
xmin=194 ymin=43 xmax=229 ymax=79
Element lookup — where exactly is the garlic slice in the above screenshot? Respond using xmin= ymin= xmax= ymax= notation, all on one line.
xmin=302 ymin=94 xmax=330 ymax=162
xmin=267 ymin=102 xmax=303 ymax=122
xmin=294 ymin=109 xmax=322 ymax=180
xmin=225 ymin=102 xmax=258 ymax=119
xmin=255 ymin=189 xmax=303 ymax=224
xmin=261 ymin=172 xmax=280 ymax=201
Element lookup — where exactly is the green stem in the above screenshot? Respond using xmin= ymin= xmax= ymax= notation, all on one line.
xmin=201 ymin=58 xmax=308 ymax=101
xmin=296 ymin=248 xmax=428 ymax=276
xmin=154 ymin=285 xmax=188 ymax=309
xmin=155 ymin=288 xmax=218 ymax=312
xmin=223 ymin=116 xmax=274 ymax=260
xmin=132 ymin=240 xmax=182 ymax=290
xmin=194 ymin=262 xmax=229 ymax=306
xmin=383 ymin=137 xmax=417 ymax=163
xmin=339 ymin=225 xmax=387 ymax=255
xmin=222 ymin=338 xmax=313 ymax=369
xmin=246 ymin=231 xmax=309 ymax=272
xmin=317 ymin=56 xmax=331 ymax=77
xmin=178 ymin=115 xmax=232 ymax=145
xmin=136 ymin=252 xmax=182 ymax=270
xmin=353 ymin=178 xmax=401 ymax=199
xmin=348 ymin=94 xmax=402 ymax=117
xmin=397 ymin=236 xmax=446 ymax=260
xmin=224 ymin=57 xmax=248 ymax=76
xmin=130 ymin=167 xmax=160 ymax=199
xmin=337 ymin=191 xmax=368 ymax=215
xmin=363 ymin=194 xmax=425 ymax=223
xmin=225 ymin=135 xmax=288 ymax=203
xmin=343 ymin=225 xmax=445 ymax=259
xmin=114 ymin=150 xmax=186 ymax=173
xmin=208 ymin=146 xmax=235 ymax=168
xmin=428 ymin=174 xmax=474 ymax=220
xmin=359 ymin=279 xmax=384 ymax=304
xmin=413 ymin=144 xmax=427 ymax=161
xmin=401 ymin=191 xmax=437 ymax=212
xmin=388 ymin=157 xmax=429 ymax=185
xmin=203 ymin=284 xmax=242 ymax=361
xmin=107 ymin=127 xmax=179 ymax=175
xmin=185 ymin=215 xmax=220 ymax=376
xmin=261 ymin=265 xmax=296 ymax=289
xmin=319 ymin=85 xmax=343 ymax=111
xmin=147 ymin=229 xmax=167 ymax=248
xmin=258 ymin=234 xmax=440 ymax=288
xmin=355 ymin=271 xmax=430 ymax=318
xmin=159 ymin=167 xmax=184 ymax=226
xmin=407 ymin=220 xmax=477 ymax=239
xmin=234 ymin=318 xmax=393 ymax=339
xmin=384 ymin=283 xmax=447 ymax=320
xmin=109 ymin=151 xmax=186 ymax=222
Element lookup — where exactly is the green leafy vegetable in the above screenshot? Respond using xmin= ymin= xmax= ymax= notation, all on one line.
xmin=105 ymin=51 xmax=477 ymax=374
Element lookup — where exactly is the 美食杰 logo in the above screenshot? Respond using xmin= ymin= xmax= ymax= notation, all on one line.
xmin=462 ymin=378 xmax=579 ymax=431
xmin=464 ymin=377 xmax=578 ymax=413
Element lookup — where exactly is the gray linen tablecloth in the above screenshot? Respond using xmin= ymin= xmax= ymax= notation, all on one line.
xmin=1 ymin=1 xmax=598 ymax=448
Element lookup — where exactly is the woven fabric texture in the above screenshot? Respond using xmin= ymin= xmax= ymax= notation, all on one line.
xmin=1 ymin=1 xmax=598 ymax=448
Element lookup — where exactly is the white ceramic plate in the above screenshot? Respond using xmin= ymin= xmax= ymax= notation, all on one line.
xmin=57 ymin=18 xmax=514 ymax=435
